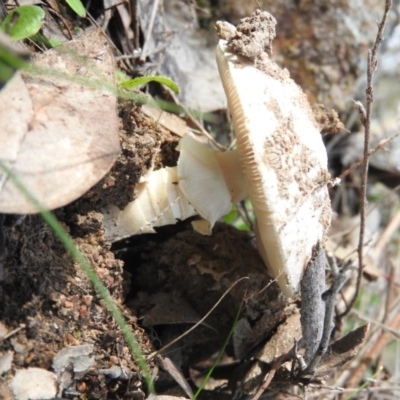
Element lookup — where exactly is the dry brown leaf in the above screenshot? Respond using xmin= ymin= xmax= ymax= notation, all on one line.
xmin=317 ymin=323 xmax=370 ymax=374
xmin=0 ymin=28 xmax=120 ymax=213
xmin=142 ymin=104 xmax=188 ymax=138
xmin=256 ymin=310 xmax=302 ymax=364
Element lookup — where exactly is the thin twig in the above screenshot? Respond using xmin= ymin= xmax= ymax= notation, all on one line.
xmin=2 ymin=324 xmax=26 ymax=341
xmin=342 ymin=291 xmax=400 ymax=389
xmin=337 ymin=131 xmax=400 ymax=181
xmin=345 ymin=310 xmax=400 ymax=388
xmin=329 ymin=294 xmax=400 ymax=397
xmin=237 ymin=200 xmax=254 ymax=231
xmin=350 ymin=308 xmax=400 ymax=339
xmin=339 ymin=0 xmax=393 ymax=318
xmin=308 ymin=384 xmax=400 ymax=398
xmin=374 ymin=208 xmax=400 ymax=260
xmin=45 ymin=6 xmax=73 ymax=40
xmin=139 ymin=0 xmax=160 ymax=62
xmin=375 ymin=263 xmax=395 ymax=369
xmin=162 ymin=91 xmax=227 ymax=150
xmin=251 ymin=353 xmax=287 ymax=400
xmin=243 ymin=272 xmax=281 ymax=301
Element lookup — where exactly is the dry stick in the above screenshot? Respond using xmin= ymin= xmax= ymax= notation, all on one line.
xmin=171 ymin=92 xmax=227 ymax=151
xmin=307 ymin=384 xmax=344 ymax=395
xmin=374 ymin=208 xmax=400 ymax=260
xmin=374 ymin=263 xmax=395 ymax=372
xmin=45 ymin=6 xmax=73 ymax=40
xmin=85 ymin=10 xmax=134 ymax=73
xmin=244 ymin=271 xmax=282 ymax=301
xmin=337 ymin=132 xmax=400 ymax=181
xmin=103 ymin=1 xmax=127 ymax=11
xmin=350 ymin=309 xmax=400 ymax=339
xmin=328 ymin=297 xmax=400 ymax=400
xmin=330 ymin=183 xmax=400 ymax=277
xmin=345 ymin=310 xmax=400 ymax=389
xmin=339 ymin=0 xmax=393 ymax=319
xmin=132 ymin=0 xmax=140 ymax=52
xmin=139 ymin=0 xmax=160 ymax=62
xmin=341 ymin=290 xmax=400 ymax=391
xmin=2 ymin=324 xmax=26 ymax=341
xmin=146 ymin=276 xmax=249 ymax=359
xmin=344 ymin=266 xmax=397 ymax=395
xmin=251 ymin=353 xmax=287 ymax=400
xmin=308 ymin=384 xmax=400 ymax=398
xmin=237 ymin=200 xmax=255 ymax=231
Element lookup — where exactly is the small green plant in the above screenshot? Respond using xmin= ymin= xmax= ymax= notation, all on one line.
xmin=193 ymin=302 xmax=243 ymax=399
xmin=224 ymin=200 xmax=254 ymax=232
xmin=119 ymin=75 xmax=180 ymax=94
xmin=65 ymin=0 xmax=86 ymax=18
xmin=0 ymin=5 xmax=45 ymax=41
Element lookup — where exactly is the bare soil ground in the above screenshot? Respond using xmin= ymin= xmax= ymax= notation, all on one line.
xmin=1 ymin=94 xmax=302 ymax=399
xmin=1 ymin=1 xmax=399 ymax=399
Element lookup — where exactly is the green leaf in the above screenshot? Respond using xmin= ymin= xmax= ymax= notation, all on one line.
xmin=65 ymin=0 xmax=86 ymax=18
xmin=224 ymin=203 xmax=252 ymax=232
xmin=0 ymin=6 xmax=45 ymax=41
xmin=115 ymin=70 xmax=129 ymax=82
xmin=224 ymin=208 xmax=239 ymax=224
xmin=119 ymin=75 xmax=180 ymax=94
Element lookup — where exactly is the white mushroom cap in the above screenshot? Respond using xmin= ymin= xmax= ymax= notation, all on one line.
xmin=216 ymin=40 xmax=331 ymax=297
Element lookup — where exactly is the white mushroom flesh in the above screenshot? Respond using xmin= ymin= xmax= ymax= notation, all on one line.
xmin=103 ymin=166 xmax=197 ymax=242
xmin=177 ymin=134 xmax=246 ymax=227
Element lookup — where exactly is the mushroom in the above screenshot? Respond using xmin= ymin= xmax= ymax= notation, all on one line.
xmin=103 ymin=165 xmax=198 ymax=239
xmin=214 ymin=11 xmax=332 ymax=296
xmin=103 ymin=134 xmax=247 ymax=239
xmin=103 ymin=11 xmax=331 ymax=297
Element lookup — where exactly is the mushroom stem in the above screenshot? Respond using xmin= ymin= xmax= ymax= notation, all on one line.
xmin=214 ymin=148 xmax=248 ymax=203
